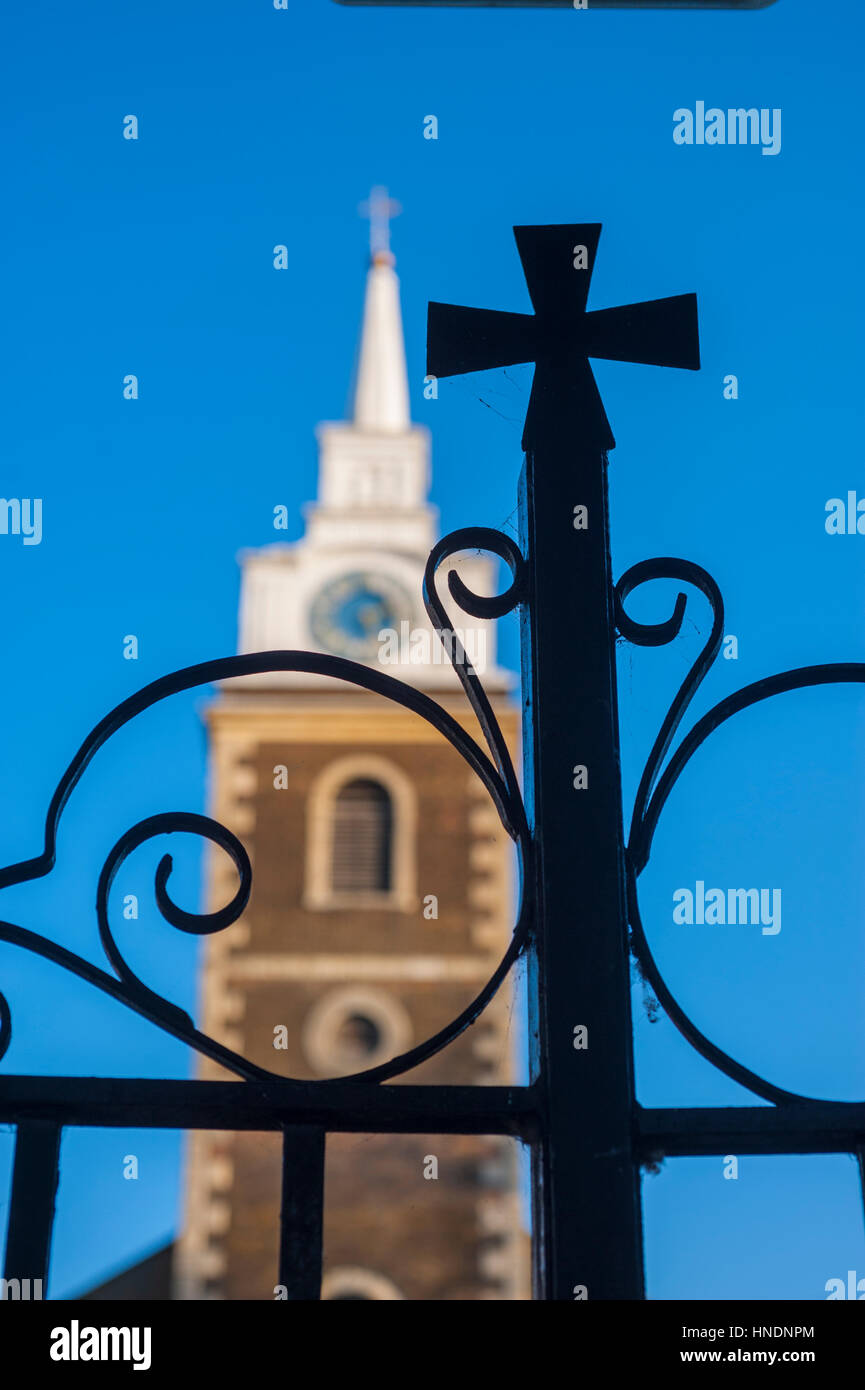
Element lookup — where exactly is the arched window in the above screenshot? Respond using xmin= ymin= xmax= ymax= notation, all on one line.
xmin=304 ymin=755 xmax=417 ymax=911
xmin=331 ymin=778 xmax=392 ymax=894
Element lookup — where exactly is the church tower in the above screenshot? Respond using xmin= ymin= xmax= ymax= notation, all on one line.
xmin=174 ymin=193 xmax=527 ymax=1301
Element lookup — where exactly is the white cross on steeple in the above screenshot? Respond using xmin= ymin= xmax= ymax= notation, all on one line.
xmin=359 ymin=186 xmax=401 ymax=264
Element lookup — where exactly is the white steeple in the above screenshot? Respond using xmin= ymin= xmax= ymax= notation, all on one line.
xmin=312 ymin=186 xmax=429 ymax=529
xmin=352 ymin=257 xmax=411 ymax=431
xmin=352 ymin=188 xmax=411 ymax=432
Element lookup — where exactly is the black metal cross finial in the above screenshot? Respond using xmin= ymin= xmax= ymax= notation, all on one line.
xmin=428 ymin=223 xmax=699 ymax=451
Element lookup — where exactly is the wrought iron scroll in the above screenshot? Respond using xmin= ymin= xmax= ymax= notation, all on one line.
xmin=616 ymin=557 xmax=865 ymax=1107
xmin=2 ymin=532 xmax=859 ymax=1111
xmin=0 ymin=531 xmax=530 ymax=1088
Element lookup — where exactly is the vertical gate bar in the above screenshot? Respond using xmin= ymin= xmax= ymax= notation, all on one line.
xmin=520 ymin=439 xmax=644 ymax=1301
xmin=278 ymin=1125 xmax=325 ymax=1299
xmin=3 ymin=1121 xmax=62 ymax=1287
xmin=425 ymin=222 xmax=693 ymax=1300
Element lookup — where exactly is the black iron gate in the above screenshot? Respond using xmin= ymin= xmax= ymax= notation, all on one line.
xmin=2 ymin=221 xmax=864 ymax=1302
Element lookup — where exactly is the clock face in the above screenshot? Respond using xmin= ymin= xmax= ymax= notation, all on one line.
xmin=309 ymin=571 xmax=412 ymax=660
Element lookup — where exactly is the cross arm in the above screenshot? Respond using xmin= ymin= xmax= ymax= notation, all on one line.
xmin=427 ymin=303 xmax=535 ymax=378
xmin=583 ymin=294 xmax=700 ymax=370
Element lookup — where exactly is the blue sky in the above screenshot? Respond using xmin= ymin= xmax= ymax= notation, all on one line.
xmin=0 ymin=0 xmax=863 ymax=1299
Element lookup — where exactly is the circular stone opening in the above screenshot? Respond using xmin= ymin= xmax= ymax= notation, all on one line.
xmin=334 ymin=1012 xmax=382 ymax=1064
xmin=301 ymin=986 xmax=413 ymax=1078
